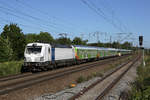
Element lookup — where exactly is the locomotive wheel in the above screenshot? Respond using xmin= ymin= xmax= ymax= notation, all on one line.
xmin=21 ymin=65 xmax=29 ymax=73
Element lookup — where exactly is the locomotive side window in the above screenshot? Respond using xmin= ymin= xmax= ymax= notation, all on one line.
xmin=48 ymin=48 xmax=50 ymax=54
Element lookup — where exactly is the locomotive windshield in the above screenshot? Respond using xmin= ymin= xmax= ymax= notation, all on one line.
xmin=26 ymin=46 xmax=42 ymax=54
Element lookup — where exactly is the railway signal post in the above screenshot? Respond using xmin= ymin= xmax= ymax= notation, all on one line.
xmin=139 ymin=36 xmax=145 ymax=66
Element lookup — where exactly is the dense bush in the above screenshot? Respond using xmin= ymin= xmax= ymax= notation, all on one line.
xmin=0 ymin=61 xmax=23 ymax=76
xmin=129 ymin=55 xmax=150 ymax=100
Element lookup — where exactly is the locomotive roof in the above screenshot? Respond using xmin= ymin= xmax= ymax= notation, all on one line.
xmin=52 ymin=44 xmax=72 ymax=48
xmin=73 ymin=45 xmax=98 ymax=50
xmin=74 ymin=45 xmax=119 ymax=51
xmin=27 ymin=43 xmax=72 ymax=48
xmin=27 ymin=43 xmax=50 ymax=47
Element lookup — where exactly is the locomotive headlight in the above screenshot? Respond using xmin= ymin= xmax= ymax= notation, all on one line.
xmin=40 ymin=57 xmax=44 ymax=61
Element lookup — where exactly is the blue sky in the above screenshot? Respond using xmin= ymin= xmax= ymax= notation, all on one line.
xmin=0 ymin=0 xmax=149 ymax=48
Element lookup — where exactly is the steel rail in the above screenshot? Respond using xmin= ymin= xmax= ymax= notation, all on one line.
xmin=0 ymin=73 xmax=32 ymax=82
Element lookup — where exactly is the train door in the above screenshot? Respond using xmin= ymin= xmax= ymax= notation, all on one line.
xmin=45 ymin=46 xmax=49 ymax=61
xmin=48 ymin=47 xmax=51 ymax=61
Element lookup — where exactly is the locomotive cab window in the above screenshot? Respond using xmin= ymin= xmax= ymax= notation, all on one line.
xmin=26 ymin=46 xmax=42 ymax=54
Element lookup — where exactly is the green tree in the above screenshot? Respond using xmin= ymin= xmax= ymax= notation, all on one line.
xmin=25 ymin=33 xmax=38 ymax=44
xmin=82 ymin=40 xmax=88 ymax=45
xmin=112 ymin=41 xmax=120 ymax=48
xmin=0 ymin=37 xmax=13 ymax=62
xmin=72 ymin=37 xmax=88 ymax=45
xmin=37 ymin=32 xmax=54 ymax=43
xmin=122 ymin=41 xmax=132 ymax=49
xmin=1 ymin=24 xmax=26 ymax=60
xmin=55 ymin=37 xmax=72 ymax=45
xmin=72 ymin=37 xmax=82 ymax=45
xmin=88 ymin=42 xmax=105 ymax=47
xmin=25 ymin=32 xmax=54 ymax=44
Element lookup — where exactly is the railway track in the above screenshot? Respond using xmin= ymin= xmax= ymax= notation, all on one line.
xmin=0 ymin=55 xmax=129 ymax=82
xmin=0 ymin=72 xmax=32 ymax=82
xmin=0 ymin=55 xmax=131 ymax=95
xmin=69 ymin=55 xmax=140 ymax=100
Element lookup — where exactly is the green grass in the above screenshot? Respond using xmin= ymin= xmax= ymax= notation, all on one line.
xmin=76 ymin=76 xmax=86 ymax=83
xmin=0 ymin=61 xmax=23 ymax=77
xmin=75 ymin=56 xmax=132 ymax=84
xmin=76 ymin=72 xmax=104 ymax=84
xmin=129 ymin=55 xmax=150 ymax=100
xmin=92 ymin=72 xmax=104 ymax=77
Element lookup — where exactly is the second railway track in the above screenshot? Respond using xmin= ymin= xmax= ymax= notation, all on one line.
xmin=69 ymin=54 xmax=140 ymax=100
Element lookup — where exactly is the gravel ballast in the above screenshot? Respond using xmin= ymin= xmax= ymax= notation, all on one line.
xmin=33 ymin=77 xmax=101 ymax=100
xmin=103 ymin=58 xmax=141 ymax=100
